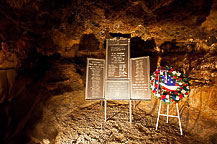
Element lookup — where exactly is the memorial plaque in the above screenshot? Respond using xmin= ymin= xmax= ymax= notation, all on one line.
xmin=130 ymin=56 xmax=151 ymax=100
xmin=105 ymin=80 xmax=130 ymax=100
xmin=85 ymin=58 xmax=105 ymax=100
xmin=106 ymin=38 xmax=130 ymax=79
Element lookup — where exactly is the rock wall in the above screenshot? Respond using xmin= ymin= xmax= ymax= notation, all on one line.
xmin=0 ymin=0 xmax=216 ymax=143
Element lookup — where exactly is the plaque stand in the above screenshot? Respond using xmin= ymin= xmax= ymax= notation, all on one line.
xmin=104 ymin=100 xmax=107 ymax=122
xmin=155 ymin=101 xmax=183 ymax=135
xmin=129 ymin=100 xmax=132 ymax=123
xmin=104 ymin=100 xmax=132 ymax=123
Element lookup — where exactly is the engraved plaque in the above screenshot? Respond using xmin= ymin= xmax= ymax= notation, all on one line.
xmin=106 ymin=38 xmax=130 ymax=79
xmin=85 ymin=58 xmax=105 ymax=100
xmin=130 ymin=56 xmax=151 ymax=100
xmin=105 ymin=80 xmax=130 ymax=100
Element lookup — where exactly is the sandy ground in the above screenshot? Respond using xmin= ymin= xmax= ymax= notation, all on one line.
xmin=31 ymin=90 xmax=206 ymax=144
xmin=29 ymin=59 xmax=209 ymax=144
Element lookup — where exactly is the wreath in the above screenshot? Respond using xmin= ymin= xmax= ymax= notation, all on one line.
xmin=150 ymin=66 xmax=190 ymax=104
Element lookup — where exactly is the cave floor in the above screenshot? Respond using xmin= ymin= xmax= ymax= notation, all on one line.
xmin=28 ymin=58 xmax=209 ymax=144
xmin=35 ymin=92 xmax=205 ymax=144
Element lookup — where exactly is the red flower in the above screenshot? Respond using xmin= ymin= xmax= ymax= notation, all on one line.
xmin=171 ymin=68 xmax=174 ymax=71
xmin=161 ymin=95 xmax=166 ymax=99
xmin=179 ymin=78 xmax=182 ymax=81
xmin=173 ymin=76 xmax=177 ymax=79
xmin=155 ymin=84 xmax=158 ymax=88
xmin=155 ymin=77 xmax=158 ymax=80
xmin=156 ymin=71 xmax=159 ymax=74
xmin=185 ymin=93 xmax=188 ymax=95
xmin=152 ymin=90 xmax=156 ymax=93
xmin=179 ymin=94 xmax=183 ymax=99
xmin=175 ymin=92 xmax=178 ymax=94
xmin=168 ymin=71 xmax=172 ymax=73
xmin=175 ymin=83 xmax=179 ymax=86
xmin=183 ymin=84 xmax=186 ymax=86
xmin=180 ymin=87 xmax=183 ymax=89
xmin=151 ymin=80 xmax=154 ymax=83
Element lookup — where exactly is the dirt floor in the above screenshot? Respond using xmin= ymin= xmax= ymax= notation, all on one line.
xmin=31 ymin=92 xmax=207 ymax=144
xmin=28 ymin=59 xmax=211 ymax=144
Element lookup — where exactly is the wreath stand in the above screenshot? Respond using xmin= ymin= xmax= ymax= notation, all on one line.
xmin=104 ymin=100 xmax=132 ymax=123
xmin=155 ymin=100 xmax=183 ymax=135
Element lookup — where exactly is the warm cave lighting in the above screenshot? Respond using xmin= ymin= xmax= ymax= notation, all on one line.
xmin=0 ymin=0 xmax=216 ymax=143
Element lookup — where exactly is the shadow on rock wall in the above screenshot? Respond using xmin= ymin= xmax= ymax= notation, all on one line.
xmin=79 ymin=34 xmax=100 ymax=52
xmin=130 ymin=36 xmax=158 ymax=72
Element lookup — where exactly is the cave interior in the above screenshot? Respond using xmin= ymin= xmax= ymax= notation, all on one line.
xmin=0 ymin=0 xmax=217 ymax=143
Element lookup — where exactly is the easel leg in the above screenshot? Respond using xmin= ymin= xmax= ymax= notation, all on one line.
xmin=129 ymin=100 xmax=132 ymax=123
xmin=156 ymin=101 xmax=162 ymax=130
xmin=166 ymin=104 xmax=169 ymax=123
xmin=104 ymin=100 xmax=107 ymax=122
xmin=176 ymin=103 xmax=183 ymax=135
xmin=133 ymin=100 xmax=135 ymax=109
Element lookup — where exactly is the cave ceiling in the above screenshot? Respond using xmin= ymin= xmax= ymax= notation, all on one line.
xmin=0 ymin=0 xmax=216 ymax=55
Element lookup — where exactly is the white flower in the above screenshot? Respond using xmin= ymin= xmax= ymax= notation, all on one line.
xmin=160 ymin=71 xmax=164 ymax=75
xmin=172 ymin=71 xmax=176 ymax=75
xmin=176 ymin=96 xmax=179 ymax=100
xmin=156 ymin=93 xmax=161 ymax=98
xmin=177 ymin=72 xmax=181 ymax=76
xmin=181 ymin=90 xmax=186 ymax=94
xmin=179 ymin=82 xmax=183 ymax=85
xmin=166 ymin=95 xmax=170 ymax=99
xmin=186 ymin=86 xmax=189 ymax=89
xmin=165 ymin=99 xmax=170 ymax=103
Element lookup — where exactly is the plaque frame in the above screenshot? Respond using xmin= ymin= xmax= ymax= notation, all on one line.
xmin=130 ymin=56 xmax=151 ymax=100
xmin=105 ymin=80 xmax=130 ymax=100
xmin=85 ymin=58 xmax=105 ymax=100
xmin=105 ymin=37 xmax=130 ymax=80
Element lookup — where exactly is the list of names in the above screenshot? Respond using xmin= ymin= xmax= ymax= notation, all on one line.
xmin=131 ymin=57 xmax=150 ymax=100
xmin=86 ymin=59 xmax=105 ymax=99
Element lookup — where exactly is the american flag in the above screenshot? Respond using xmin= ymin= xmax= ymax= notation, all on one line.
xmin=163 ymin=75 xmax=176 ymax=86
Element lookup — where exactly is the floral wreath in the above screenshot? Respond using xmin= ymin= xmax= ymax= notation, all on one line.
xmin=150 ymin=66 xmax=190 ymax=104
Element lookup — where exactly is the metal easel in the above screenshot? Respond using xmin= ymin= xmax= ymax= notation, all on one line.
xmin=104 ymin=100 xmax=132 ymax=123
xmin=155 ymin=101 xmax=183 ymax=135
